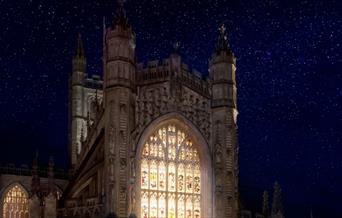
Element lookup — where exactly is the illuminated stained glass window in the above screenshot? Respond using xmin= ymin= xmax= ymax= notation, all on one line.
xmin=142 ymin=192 xmax=149 ymax=218
xmin=141 ymin=124 xmax=201 ymax=218
xmin=2 ymin=185 xmax=29 ymax=218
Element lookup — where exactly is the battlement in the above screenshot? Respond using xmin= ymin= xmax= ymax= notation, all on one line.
xmin=137 ymin=59 xmax=170 ymax=83
xmin=179 ymin=63 xmax=210 ymax=97
xmin=84 ymin=74 xmax=103 ymax=89
xmin=137 ymin=58 xmax=210 ymax=97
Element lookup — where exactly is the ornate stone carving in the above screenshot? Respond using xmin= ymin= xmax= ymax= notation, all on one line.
xmin=136 ymin=85 xmax=211 ymax=142
xmin=120 ymin=158 xmax=126 ymax=169
xmin=109 ymin=125 xmax=115 ymax=155
xmin=215 ymin=144 xmax=223 ymax=166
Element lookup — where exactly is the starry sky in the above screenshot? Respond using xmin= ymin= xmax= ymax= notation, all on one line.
xmin=0 ymin=0 xmax=341 ymax=217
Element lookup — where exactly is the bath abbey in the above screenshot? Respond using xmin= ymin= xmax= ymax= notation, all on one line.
xmin=0 ymin=1 xmax=285 ymax=218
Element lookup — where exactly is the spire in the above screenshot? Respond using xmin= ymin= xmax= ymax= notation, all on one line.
xmin=72 ymin=34 xmax=86 ymax=73
xmin=215 ymin=24 xmax=232 ymax=55
xmin=114 ymin=0 xmax=130 ymax=29
xmin=262 ymin=191 xmax=270 ymax=218
xmin=271 ymin=181 xmax=284 ymax=217
xmin=75 ymin=33 xmax=85 ymax=58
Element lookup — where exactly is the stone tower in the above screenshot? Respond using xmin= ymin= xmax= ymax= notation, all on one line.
xmin=70 ymin=34 xmax=87 ymax=166
xmin=103 ymin=1 xmax=136 ymax=217
xmin=69 ymin=34 xmax=104 ymax=167
xmin=209 ymin=24 xmax=239 ymax=218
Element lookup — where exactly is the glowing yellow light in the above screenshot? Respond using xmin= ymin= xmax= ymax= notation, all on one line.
xmin=3 ymin=185 xmax=29 ymax=218
xmin=141 ymin=124 xmax=201 ymax=218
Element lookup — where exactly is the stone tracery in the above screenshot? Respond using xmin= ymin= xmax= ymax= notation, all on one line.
xmin=140 ymin=124 xmax=201 ymax=218
xmin=2 ymin=185 xmax=29 ymax=218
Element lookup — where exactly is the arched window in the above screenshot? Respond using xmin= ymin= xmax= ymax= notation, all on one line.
xmin=141 ymin=124 xmax=201 ymax=218
xmin=2 ymin=185 xmax=29 ymax=218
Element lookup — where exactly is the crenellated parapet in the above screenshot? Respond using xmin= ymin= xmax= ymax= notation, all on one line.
xmin=84 ymin=75 xmax=103 ymax=89
xmin=137 ymin=58 xmax=210 ymax=97
xmin=136 ymin=59 xmax=170 ymax=83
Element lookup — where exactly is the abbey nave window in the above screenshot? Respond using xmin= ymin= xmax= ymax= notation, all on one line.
xmin=2 ymin=185 xmax=29 ymax=218
xmin=141 ymin=124 xmax=201 ymax=218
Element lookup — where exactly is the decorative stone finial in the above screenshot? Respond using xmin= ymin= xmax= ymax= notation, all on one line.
xmin=219 ymin=23 xmax=226 ymax=35
xmin=114 ymin=0 xmax=130 ymax=28
xmin=75 ymin=33 xmax=85 ymax=58
xmin=215 ymin=23 xmax=232 ymax=54
xmin=173 ymin=41 xmax=181 ymax=54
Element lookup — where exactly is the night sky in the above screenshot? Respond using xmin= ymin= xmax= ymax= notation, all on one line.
xmin=0 ymin=0 xmax=341 ymax=217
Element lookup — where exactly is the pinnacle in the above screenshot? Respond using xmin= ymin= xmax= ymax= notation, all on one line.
xmin=215 ymin=23 xmax=232 ymax=55
xmin=75 ymin=34 xmax=85 ymax=58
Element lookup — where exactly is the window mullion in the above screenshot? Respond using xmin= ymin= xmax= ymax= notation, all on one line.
xmin=192 ymin=163 xmax=195 ymax=218
xmin=165 ymin=129 xmax=169 ymax=218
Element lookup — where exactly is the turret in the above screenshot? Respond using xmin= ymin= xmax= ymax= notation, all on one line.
xmin=210 ymin=24 xmax=239 ymax=218
xmin=103 ymin=0 xmax=136 ymax=100
xmin=209 ymin=24 xmax=237 ymax=110
xmin=103 ymin=1 xmax=136 ymax=217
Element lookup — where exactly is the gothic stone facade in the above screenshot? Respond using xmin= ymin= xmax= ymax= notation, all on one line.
xmin=61 ymin=5 xmax=239 ymax=218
